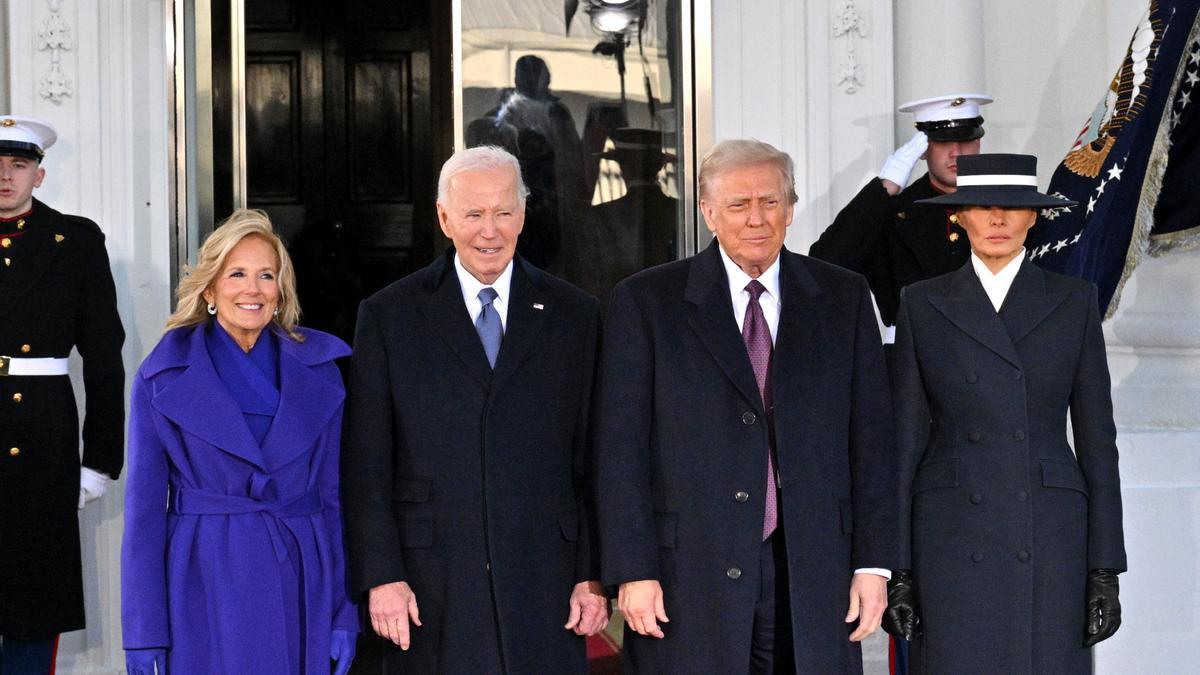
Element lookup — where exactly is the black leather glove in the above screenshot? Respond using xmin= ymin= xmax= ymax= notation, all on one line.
xmin=882 ymin=569 xmax=922 ymax=641
xmin=1083 ymin=569 xmax=1122 ymax=647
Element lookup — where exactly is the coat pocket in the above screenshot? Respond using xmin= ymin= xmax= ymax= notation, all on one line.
xmin=392 ymin=478 xmax=432 ymax=503
xmin=558 ymin=512 xmax=579 ymax=541
xmin=398 ymin=517 xmax=434 ymax=548
xmin=839 ymin=499 xmax=854 ymax=534
xmin=912 ymin=458 xmax=960 ymax=494
xmin=1041 ymin=459 xmax=1089 ymax=497
xmin=655 ymin=511 xmax=678 ymax=549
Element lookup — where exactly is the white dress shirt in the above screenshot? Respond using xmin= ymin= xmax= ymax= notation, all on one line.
xmin=717 ymin=245 xmax=890 ymax=581
xmin=718 ymin=246 xmax=781 ymax=342
xmin=454 ymin=254 xmax=514 ymax=330
xmin=970 ymin=248 xmax=1026 ymax=311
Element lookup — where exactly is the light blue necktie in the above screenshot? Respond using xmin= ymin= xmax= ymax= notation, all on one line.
xmin=475 ymin=287 xmax=503 ymax=368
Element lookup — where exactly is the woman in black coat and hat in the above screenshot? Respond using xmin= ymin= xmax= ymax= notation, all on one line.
xmin=882 ymin=154 xmax=1127 ymax=674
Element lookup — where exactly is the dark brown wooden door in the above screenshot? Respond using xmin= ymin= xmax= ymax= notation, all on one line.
xmin=235 ymin=0 xmax=448 ymax=343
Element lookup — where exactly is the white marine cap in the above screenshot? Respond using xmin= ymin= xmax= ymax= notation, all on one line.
xmin=897 ymin=94 xmax=993 ymax=141
xmin=0 ymin=115 xmax=58 ymax=160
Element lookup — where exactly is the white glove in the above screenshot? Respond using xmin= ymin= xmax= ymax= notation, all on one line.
xmin=879 ymin=131 xmax=929 ymax=188
xmin=79 ymin=467 xmax=109 ymax=510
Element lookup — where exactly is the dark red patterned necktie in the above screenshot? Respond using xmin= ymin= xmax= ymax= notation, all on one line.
xmin=742 ymin=280 xmax=777 ymax=540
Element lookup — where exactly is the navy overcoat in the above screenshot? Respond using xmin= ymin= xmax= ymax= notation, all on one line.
xmin=595 ymin=242 xmax=896 ymax=674
xmin=892 ymin=260 xmax=1127 ymax=674
xmin=341 ymin=250 xmax=601 ymax=674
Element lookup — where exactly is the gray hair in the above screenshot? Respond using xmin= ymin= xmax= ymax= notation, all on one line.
xmin=699 ymin=139 xmax=798 ymax=204
xmin=437 ymin=145 xmax=529 ymax=206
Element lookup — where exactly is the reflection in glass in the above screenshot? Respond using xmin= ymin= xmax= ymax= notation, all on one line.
xmin=461 ymin=0 xmax=683 ymax=308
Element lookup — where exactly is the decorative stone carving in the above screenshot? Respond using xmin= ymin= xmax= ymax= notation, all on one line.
xmin=833 ymin=0 xmax=867 ymax=94
xmin=37 ymin=0 xmax=74 ymax=104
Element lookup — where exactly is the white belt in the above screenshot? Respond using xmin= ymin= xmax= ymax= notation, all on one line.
xmin=0 ymin=356 xmax=70 ymax=376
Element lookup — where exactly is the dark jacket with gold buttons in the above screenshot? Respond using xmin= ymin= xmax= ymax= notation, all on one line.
xmin=810 ymin=174 xmax=970 ymax=326
xmin=892 ymin=260 xmax=1126 ymax=674
xmin=0 ymin=198 xmax=125 ymax=638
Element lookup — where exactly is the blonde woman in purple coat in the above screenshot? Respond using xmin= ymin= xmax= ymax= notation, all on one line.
xmin=121 ymin=210 xmax=357 ymax=674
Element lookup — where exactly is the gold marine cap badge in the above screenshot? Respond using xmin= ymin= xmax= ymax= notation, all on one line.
xmin=951 ymin=97 xmax=966 ymax=106
xmin=1 ymin=119 xmax=14 ymax=127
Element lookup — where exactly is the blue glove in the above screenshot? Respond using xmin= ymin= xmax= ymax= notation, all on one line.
xmin=125 ymin=648 xmax=168 ymax=675
xmin=331 ymin=629 xmax=356 ymax=675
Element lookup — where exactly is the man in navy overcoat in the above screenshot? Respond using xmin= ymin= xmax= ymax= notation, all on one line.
xmin=595 ymin=139 xmax=897 ymax=673
xmin=341 ymin=146 xmax=609 ymax=673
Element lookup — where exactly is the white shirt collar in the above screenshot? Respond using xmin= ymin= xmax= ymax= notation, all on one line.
xmin=718 ymin=244 xmax=782 ymax=342
xmin=718 ymin=245 xmax=782 ymax=304
xmin=970 ymin=248 xmax=1025 ymax=312
xmin=454 ymin=253 xmax=514 ymax=329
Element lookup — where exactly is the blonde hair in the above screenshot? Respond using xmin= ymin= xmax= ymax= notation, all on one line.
xmin=165 ymin=209 xmax=304 ymax=342
xmin=699 ymin=139 xmax=799 ymax=204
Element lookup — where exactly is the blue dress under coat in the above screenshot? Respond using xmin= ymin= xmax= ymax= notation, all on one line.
xmin=121 ymin=321 xmax=356 ymax=673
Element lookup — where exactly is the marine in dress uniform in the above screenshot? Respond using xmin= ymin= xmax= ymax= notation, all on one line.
xmin=0 ymin=116 xmax=125 ymax=672
xmin=810 ymin=94 xmax=993 ymax=331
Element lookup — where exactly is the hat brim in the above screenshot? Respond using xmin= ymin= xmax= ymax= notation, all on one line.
xmin=0 ymin=140 xmax=44 ymax=161
xmin=926 ymin=125 xmax=985 ymax=142
xmin=916 ymin=187 xmax=1077 ymax=209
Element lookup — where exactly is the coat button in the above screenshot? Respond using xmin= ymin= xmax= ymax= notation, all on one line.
xmin=970 ymin=493 xmax=983 ymax=505
xmin=726 ymin=567 xmax=742 ymax=580
xmin=11 ymin=393 xmax=21 ymax=403
xmin=1014 ymin=429 xmax=1026 ymax=441
xmin=1 ymin=238 xmax=11 ymax=248
xmin=1012 ymin=370 xmax=1023 ymax=381
xmin=971 ymin=552 xmax=984 ymax=563
xmin=742 ymin=411 xmax=757 ymax=425
xmin=968 ymin=431 xmax=981 ymax=443
xmin=734 ymin=491 xmax=750 ymax=503
xmin=1017 ymin=550 xmax=1031 ymax=563
xmin=20 ymin=344 xmax=30 ymax=353
xmin=1016 ymin=490 xmax=1029 ymax=502
xmin=965 ymin=372 xmax=978 ymax=383
xmin=9 ymin=447 xmax=19 ymax=457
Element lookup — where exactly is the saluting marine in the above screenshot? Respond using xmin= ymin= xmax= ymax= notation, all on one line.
xmin=0 ymin=115 xmax=125 ymax=671
xmin=811 ymin=93 xmax=993 ymax=333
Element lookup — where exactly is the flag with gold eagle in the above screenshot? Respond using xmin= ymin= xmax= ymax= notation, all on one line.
xmin=1030 ymin=0 xmax=1200 ymax=318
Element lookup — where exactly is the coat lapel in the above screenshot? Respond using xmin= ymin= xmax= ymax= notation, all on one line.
xmin=259 ymin=337 xmax=345 ymax=471
xmin=489 ymin=259 xmax=550 ymax=397
xmin=150 ymin=326 xmax=269 ymax=470
xmin=771 ymin=251 xmax=823 ymax=397
xmin=999 ymin=260 xmax=1070 ymax=345
xmin=418 ymin=250 xmax=494 ymax=390
xmin=684 ymin=242 xmax=764 ymax=413
xmin=927 ymin=263 xmax=1023 ymax=369
xmin=0 ymin=201 xmax=64 ymax=318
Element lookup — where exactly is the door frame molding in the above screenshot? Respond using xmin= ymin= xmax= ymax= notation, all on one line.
xmin=169 ymin=0 xmax=714 ymax=289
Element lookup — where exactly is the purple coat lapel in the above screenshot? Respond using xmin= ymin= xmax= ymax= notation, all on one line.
xmin=260 ymin=335 xmax=347 ymax=471
xmin=145 ymin=323 xmax=349 ymax=471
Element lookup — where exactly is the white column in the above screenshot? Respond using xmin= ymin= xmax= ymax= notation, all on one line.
xmin=712 ymin=0 xmax=896 ymax=254
xmin=0 ymin=1 xmax=10 ymax=111
xmin=6 ymin=1 xmax=172 ymax=672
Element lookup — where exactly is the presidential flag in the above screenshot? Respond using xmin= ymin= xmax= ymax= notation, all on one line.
xmin=1029 ymin=0 xmax=1200 ymax=318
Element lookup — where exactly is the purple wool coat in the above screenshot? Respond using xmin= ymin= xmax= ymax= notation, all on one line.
xmin=121 ymin=322 xmax=357 ymax=674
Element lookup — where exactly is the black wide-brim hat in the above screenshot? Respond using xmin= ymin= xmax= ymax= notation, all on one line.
xmin=915 ymin=153 xmax=1078 ymax=209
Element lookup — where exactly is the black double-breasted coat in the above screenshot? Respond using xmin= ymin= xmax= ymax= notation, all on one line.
xmin=595 ymin=242 xmax=896 ymax=674
xmin=892 ymin=260 xmax=1127 ymax=674
xmin=810 ymin=175 xmax=970 ymax=326
xmin=0 ymin=199 xmax=125 ymax=638
xmin=342 ymin=250 xmax=600 ymax=674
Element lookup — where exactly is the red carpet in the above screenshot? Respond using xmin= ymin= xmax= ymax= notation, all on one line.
xmin=586 ymin=611 xmax=623 ymax=673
